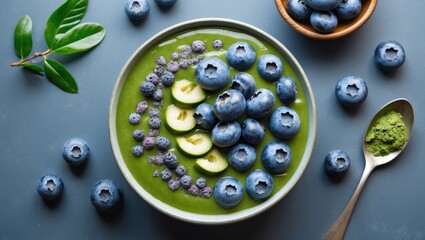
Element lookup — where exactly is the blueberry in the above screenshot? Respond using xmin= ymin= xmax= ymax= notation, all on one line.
xmin=230 ymin=72 xmax=256 ymax=99
xmin=140 ymin=81 xmax=156 ymax=97
xmin=200 ymin=186 xmax=213 ymax=198
xmin=164 ymin=152 xmax=179 ymax=169
xmin=211 ymin=121 xmax=241 ymax=148
xmin=90 ymin=179 xmax=121 ymax=213
xmin=152 ymin=89 xmax=163 ymax=101
xmin=228 ymin=143 xmax=257 ymax=172
xmin=246 ymin=88 xmax=275 ymax=119
xmin=335 ymin=76 xmax=368 ymax=107
xmin=156 ymin=56 xmax=167 ymax=66
xmin=133 ymin=130 xmax=145 ymax=141
xmin=286 ymin=0 xmax=313 ymax=20
xmin=213 ymin=89 xmax=246 ymax=122
xmin=136 ymin=101 xmax=148 ymax=114
xmin=261 ymin=141 xmax=292 ymax=175
xmin=195 ymin=177 xmax=207 ymax=189
xmin=226 ymin=42 xmax=257 ymax=70
xmin=167 ymin=61 xmax=180 ymax=73
xmin=154 ymin=0 xmax=177 ymax=7
xmin=213 ymin=177 xmax=244 ymax=208
xmin=146 ymin=73 xmax=160 ymax=85
xmin=304 ymin=0 xmax=343 ymax=11
xmin=212 ymin=39 xmax=224 ymax=49
xmin=195 ymin=57 xmax=230 ymax=91
xmin=324 ymin=149 xmax=351 ymax=177
xmin=310 ymin=11 xmax=338 ymax=33
xmin=124 ymin=0 xmax=150 ymax=21
xmin=149 ymin=108 xmax=160 ymax=117
xmin=188 ymin=185 xmax=200 ymax=196
xmin=142 ymin=136 xmax=155 ymax=150
xmin=241 ymin=118 xmax=265 ymax=145
xmin=168 ymin=178 xmax=180 ymax=191
xmin=269 ymin=106 xmax=301 ymax=140
xmin=335 ymin=0 xmax=362 ymax=20
xmin=257 ymin=54 xmax=283 ymax=82
xmin=129 ymin=113 xmax=141 ymax=125
xmin=62 ymin=138 xmax=90 ymax=167
xmin=180 ymin=45 xmax=192 ymax=58
xmin=276 ymin=76 xmax=297 ymax=104
xmin=148 ymin=116 xmax=161 ymax=129
xmin=160 ymin=168 xmax=172 ymax=181
xmin=161 ymin=70 xmax=175 ymax=87
xmin=374 ymin=40 xmax=406 ymax=71
xmin=154 ymin=65 xmax=164 ymax=76
xmin=179 ymin=59 xmax=190 ymax=69
xmin=148 ymin=129 xmax=160 ymax=137
xmin=155 ymin=136 xmax=170 ymax=150
xmin=180 ymin=175 xmax=192 ymax=189
xmin=171 ymin=52 xmax=180 ymax=61
xmin=191 ymin=40 xmax=206 ymax=53
xmin=245 ymin=169 xmax=274 ymax=200
xmin=174 ymin=165 xmax=187 ymax=177
xmin=37 ymin=174 xmax=64 ymax=201
xmin=132 ymin=145 xmax=144 ymax=157
xmin=193 ymin=103 xmax=218 ymax=130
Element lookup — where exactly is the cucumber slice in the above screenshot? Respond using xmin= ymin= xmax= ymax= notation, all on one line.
xmin=171 ymin=79 xmax=207 ymax=108
xmin=165 ymin=104 xmax=196 ymax=134
xmin=194 ymin=148 xmax=228 ymax=175
xmin=176 ymin=132 xmax=213 ymax=157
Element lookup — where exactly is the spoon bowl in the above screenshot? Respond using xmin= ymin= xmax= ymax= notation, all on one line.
xmin=323 ymin=98 xmax=414 ymax=240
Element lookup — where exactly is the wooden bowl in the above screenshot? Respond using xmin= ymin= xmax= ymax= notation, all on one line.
xmin=275 ymin=0 xmax=378 ymax=40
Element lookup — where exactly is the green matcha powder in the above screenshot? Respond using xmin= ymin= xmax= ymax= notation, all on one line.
xmin=365 ymin=111 xmax=408 ymax=156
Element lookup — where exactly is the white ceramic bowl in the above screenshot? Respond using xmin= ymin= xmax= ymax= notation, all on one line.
xmin=109 ymin=18 xmax=316 ymax=224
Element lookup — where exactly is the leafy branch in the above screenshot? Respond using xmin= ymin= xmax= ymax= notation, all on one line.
xmin=11 ymin=0 xmax=106 ymax=93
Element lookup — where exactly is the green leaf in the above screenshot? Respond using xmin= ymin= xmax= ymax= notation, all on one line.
xmin=51 ymin=23 xmax=105 ymax=55
xmin=44 ymin=0 xmax=88 ymax=48
xmin=43 ymin=58 xmax=78 ymax=93
xmin=19 ymin=62 xmax=44 ymax=75
xmin=14 ymin=15 xmax=33 ymax=59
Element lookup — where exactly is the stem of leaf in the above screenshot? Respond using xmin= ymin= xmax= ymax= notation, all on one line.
xmin=10 ymin=49 xmax=51 ymax=67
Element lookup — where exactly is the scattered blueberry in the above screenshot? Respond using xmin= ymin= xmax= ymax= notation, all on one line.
xmin=213 ymin=177 xmax=244 ymax=208
xmin=152 ymin=90 xmax=163 ymax=102
xmin=310 ymin=11 xmax=338 ymax=33
xmin=335 ymin=75 xmax=368 ymax=107
xmin=171 ymin=52 xmax=180 ymax=61
xmin=374 ymin=40 xmax=406 ymax=71
xmin=148 ymin=129 xmax=160 ymax=137
xmin=261 ymin=141 xmax=292 ymax=175
xmin=154 ymin=65 xmax=164 ymax=76
xmin=269 ymin=106 xmax=301 ymax=140
xmin=257 ymin=54 xmax=283 ymax=82
xmin=167 ymin=60 xmax=180 ymax=73
xmin=90 ymin=179 xmax=122 ymax=213
xmin=179 ymin=59 xmax=190 ymax=69
xmin=155 ymin=136 xmax=170 ymax=150
xmin=304 ymin=0 xmax=343 ymax=11
xmin=133 ymin=129 xmax=145 ymax=141
xmin=195 ymin=177 xmax=207 ymax=189
xmin=241 ymin=118 xmax=265 ymax=145
xmin=213 ymin=89 xmax=246 ymax=122
xmin=154 ymin=0 xmax=177 ymax=7
xmin=199 ymin=186 xmax=213 ymax=198
xmin=335 ymin=0 xmax=362 ymax=20
xmin=146 ymin=73 xmax=160 ymax=85
xmin=168 ymin=178 xmax=181 ymax=191
xmin=136 ymin=101 xmax=149 ymax=114
xmin=62 ymin=138 xmax=90 ymax=167
xmin=286 ymin=0 xmax=313 ymax=20
xmin=129 ymin=113 xmax=141 ymax=125
xmin=148 ymin=117 xmax=161 ymax=129
xmin=160 ymin=168 xmax=173 ymax=181
xmin=245 ymin=169 xmax=274 ymax=200
xmin=174 ymin=165 xmax=187 ymax=177
xmin=246 ymin=88 xmax=275 ymax=119
xmin=193 ymin=103 xmax=218 ymax=130
xmin=180 ymin=45 xmax=192 ymax=58
xmin=124 ymin=0 xmax=150 ymax=21
xmin=161 ymin=70 xmax=175 ymax=87
xmin=230 ymin=72 xmax=256 ymax=99
xmin=142 ymin=136 xmax=155 ymax=150
xmin=212 ymin=39 xmax=224 ymax=49
xmin=324 ymin=149 xmax=351 ymax=177
xmin=164 ymin=152 xmax=179 ymax=169
xmin=195 ymin=57 xmax=230 ymax=91
xmin=191 ymin=40 xmax=206 ymax=53
xmin=180 ymin=175 xmax=192 ymax=189
xmin=211 ymin=121 xmax=241 ymax=148
xmin=228 ymin=143 xmax=257 ymax=172
xmin=153 ymin=170 xmax=160 ymax=177
xmin=156 ymin=56 xmax=167 ymax=66
xmin=140 ymin=81 xmax=156 ymax=97
xmin=37 ymin=174 xmax=64 ymax=201
xmin=276 ymin=76 xmax=297 ymax=104
xmin=149 ymin=108 xmax=160 ymax=117
xmin=132 ymin=145 xmax=144 ymax=157
xmin=188 ymin=185 xmax=200 ymax=196
xmin=226 ymin=42 xmax=257 ymax=70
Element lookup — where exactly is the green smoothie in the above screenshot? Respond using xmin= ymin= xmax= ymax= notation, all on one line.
xmin=115 ymin=28 xmax=310 ymax=214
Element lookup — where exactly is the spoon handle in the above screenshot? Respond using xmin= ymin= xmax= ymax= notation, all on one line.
xmin=323 ymin=162 xmax=375 ymax=240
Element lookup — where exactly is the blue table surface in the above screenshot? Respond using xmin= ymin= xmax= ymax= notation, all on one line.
xmin=1 ymin=1 xmax=425 ymax=239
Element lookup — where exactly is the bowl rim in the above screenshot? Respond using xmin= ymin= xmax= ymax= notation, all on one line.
xmin=274 ymin=0 xmax=378 ymax=40
xmin=109 ymin=17 xmax=317 ymax=224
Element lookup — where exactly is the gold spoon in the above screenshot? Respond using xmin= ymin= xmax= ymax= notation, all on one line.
xmin=323 ymin=98 xmax=414 ymax=240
